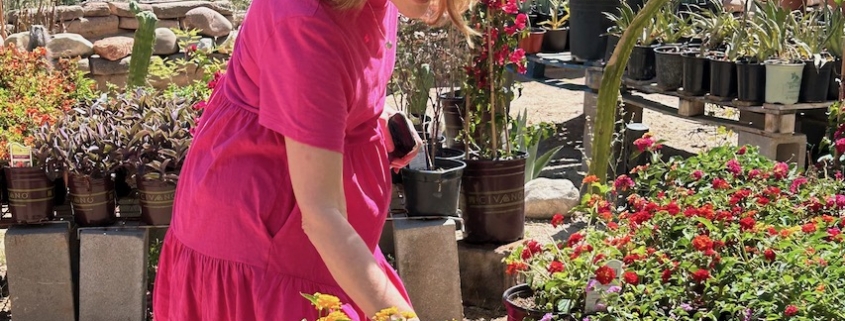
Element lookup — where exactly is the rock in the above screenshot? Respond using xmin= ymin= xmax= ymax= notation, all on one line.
xmin=182 ymin=7 xmax=232 ymax=37
xmin=4 ymin=32 xmax=30 ymax=49
xmin=723 ymin=0 xmax=746 ymax=12
xmin=119 ymin=17 xmax=180 ymax=30
xmin=215 ymin=30 xmax=236 ymax=54
xmin=47 ymin=33 xmax=94 ymax=58
xmin=154 ymin=28 xmax=179 ymax=55
xmin=81 ymin=2 xmax=112 ymax=17
xmin=77 ymin=57 xmax=90 ymax=73
xmin=524 ymin=178 xmax=580 ymax=219
xmin=16 ymin=5 xmax=83 ymax=22
xmin=4 ymin=25 xmax=13 ymax=34
xmin=196 ymin=37 xmax=215 ymax=53
xmin=65 ymin=15 xmax=120 ymax=39
xmin=231 ymin=12 xmax=245 ymax=29
xmin=152 ymin=1 xmax=232 ymax=19
xmin=92 ymin=36 xmax=134 ymax=61
xmin=89 ymin=54 xmax=131 ymax=75
xmin=27 ymin=25 xmax=49 ymax=50
xmin=108 ymin=2 xmax=153 ymax=17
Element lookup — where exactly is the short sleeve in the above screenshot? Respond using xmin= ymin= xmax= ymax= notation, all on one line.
xmin=257 ymin=17 xmax=352 ymax=153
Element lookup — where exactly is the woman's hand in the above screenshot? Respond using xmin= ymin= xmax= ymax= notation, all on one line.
xmin=380 ymin=106 xmax=424 ymax=173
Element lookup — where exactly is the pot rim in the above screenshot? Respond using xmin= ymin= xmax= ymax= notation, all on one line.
xmin=400 ymin=159 xmax=466 ymax=174
xmin=764 ymin=59 xmax=805 ymax=66
xmin=542 ymin=26 xmax=570 ymax=32
xmin=654 ymin=45 xmax=683 ymax=54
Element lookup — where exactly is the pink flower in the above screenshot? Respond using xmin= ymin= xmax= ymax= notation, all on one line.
xmin=515 ymin=13 xmax=528 ymax=30
xmin=633 ymin=135 xmax=655 ymax=152
xmin=614 ymin=175 xmax=635 ymax=191
xmin=836 ymin=138 xmax=845 ymax=154
xmin=510 ymin=48 xmax=525 ymax=65
xmin=748 ymin=169 xmax=761 ymax=179
xmin=773 ymin=162 xmax=789 ymax=179
xmin=691 ymin=170 xmax=703 ymax=181
xmin=789 ymin=177 xmax=808 ymax=194
xmin=503 ymin=0 xmax=519 ymax=14
xmin=192 ymin=100 xmax=207 ymax=110
xmin=726 ymin=159 xmax=742 ymax=175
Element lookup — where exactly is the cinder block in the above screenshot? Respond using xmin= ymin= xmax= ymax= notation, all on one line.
xmin=79 ymin=227 xmax=149 ymax=321
xmin=6 ymin=221 xmax=76 ymax=321
xmin=457 ymin=239 xmax=519 ymax=311
xmin=394 ymin=218 xmax=462 ymax=321
xmin=738 ymin=132 xmax=807 ymax=169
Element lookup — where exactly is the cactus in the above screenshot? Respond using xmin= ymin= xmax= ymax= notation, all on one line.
xmin=127 ymin=1 xmax=158 ymax=89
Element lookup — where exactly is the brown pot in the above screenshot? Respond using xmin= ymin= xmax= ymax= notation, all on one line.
xmin=780 ymin=0 xmax=805 ymax=10
xmin=68 ymin=174 xmax=116 ymax=227
xmin=518 ymin=28 xmax=546 ymax=55
xmin=4 ymin=167 xmax=55 ymax=224
xmin=137 ymin=178 xmax=175 ymax=226
xmin=461 ymin=152 xmax=527 ymax=244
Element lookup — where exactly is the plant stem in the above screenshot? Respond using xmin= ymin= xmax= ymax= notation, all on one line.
xmin=488 ymin=8 xmax=498 ymax=160
xmin=588 ymin=0 xmax=671 ymax=189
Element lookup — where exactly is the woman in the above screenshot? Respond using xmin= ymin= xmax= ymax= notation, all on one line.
xmin=152 ymin=0 xmax=473 ymax=319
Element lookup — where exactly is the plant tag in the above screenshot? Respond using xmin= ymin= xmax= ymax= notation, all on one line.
xmin=605 ymin=259 xmax=625 ymax=279
xmin=407 ymin=147 xmax=429 ymax=170
xmin=9 ymin=142 xmax=32 ymax=167
xmin=584 ymin=279 xmax=609 ymax=314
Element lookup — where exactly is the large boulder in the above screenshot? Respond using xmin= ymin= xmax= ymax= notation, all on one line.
xmin=3 ymin=32 xmax=30 ymax=49
xmin=153 ymin=28 xmax=179 ymax=55
xmin=89 ymin=54 xmax=131 ymax=75
xmin=524 ymin=178 xmax=580 ymax=219
xmin=47 ymin=33 xmax=94 ymax=58
xmin=65 ymin=15 xmax=120 ymax=39
xmin=183 ymin=7 xmax=233 ymax=37
xmin=92 ymin=36 xmax=134 ymax=61
xmin=118 ymin=17 xmax=180 ymax=30
xmin=81 ymin=2 xmax=111 ymax=17
xmin=108 ymin=2 xmax=152 ymax=17
xmin=152 ymin=1 xmax=232 ymax=19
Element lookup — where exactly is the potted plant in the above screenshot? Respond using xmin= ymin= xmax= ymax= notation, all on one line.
xmin=2 ymin=129 xmax=62 ymax=224
xmin=460 ymin=0 xmax=530 ymax=244
xmin=690 ymin=1 xmax=741 ymax=99
xmin=824 ymin=4 xmax=844 ymax=100
xmin=653 ymin=3 xmax=696 ymax=91
xmin=612 ymin=1 xmax=661 ymax=81
xmin=539 ymin=0 xmax=570 ymax=53
xmin=793 ymin=9 xmax=835 ymax=103
xmin=602 ymin=1 xmax=634 ymax=64
xmin=731 ymin=12 xmax=768 ymax=104
xmin=757 ymin=0 xmax=806 ymax=105
xmin=439 ymin=25 xmax=471 ymax=150
xmin=56 ymin=96 xmax=123 ymax=227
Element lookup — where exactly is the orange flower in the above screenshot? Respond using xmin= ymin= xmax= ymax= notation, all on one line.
xmin=582 ymin=175 xmax=599 ymax=185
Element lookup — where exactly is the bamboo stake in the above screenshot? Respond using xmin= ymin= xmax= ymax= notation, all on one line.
xmin=487 ymin=5 xmax=498 ymax=160
xmin=0 ymin=0 xmax=6 ymax=39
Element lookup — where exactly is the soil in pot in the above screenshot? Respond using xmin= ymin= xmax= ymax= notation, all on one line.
xmin=654 ymin=45 xmax=684 ymax=90
xmin=435 ymin=147 xmax=466 ymax=161
xmin=440 ymin=91 xmax=465 ymax=150
xmin=764 ymin=60 xmax=804 ymax=105
xmin=400 ymin=159 xmax=465 ymax=217
xmin=800 ymin=60 xmax=833 ymax=103
xmin=627 ymin=45 xmax=657 ymax=80
xmin=828 ymin=58 xmax=842 ymax=101
xmin=736 ymin=59 xmax=766 ymax=103
xmin=682 ymin=50 xmax=710 ymax=96
xmin=503 ymin=284 xmax=575 ymax=321
xmin=462 ymin=153 xmax=527 ymax=244
xmin=68 ymin=174 xmax=116 ymax=227
xmin=137 ymin=178 xmax=176 ymax=226
xmin=709 ymin=55 xmax=738 ymax=98
xmin=4 ymin=167 xmax=55 ymax=224
xmin=519 ymin=28 xmax=546 ymax=55
xmin=541 ymin=27 xmax=569 ymax=53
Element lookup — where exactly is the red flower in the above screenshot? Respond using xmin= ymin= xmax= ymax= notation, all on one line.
xmin=767 ymin=226 xmax=778 ymax=236
xmin=789 ymin=177 xmax=808 ymax=194
xmin=764 ymin=249 xmax=776 ymax=262
xmin=836 ymin=138 xmax=845 ymax=154
xmin=661 ymin=268 xmax=672 ymax=283
xmin=551 ymin=213 xmax=565 ymax=228
xmin=510 ymin=48 xmax=525 ymax=65
xmin=737 ymin=146 xmax=747 ymax=155
xmin=748 ymin=169 xmax=761 ymax=179
xmin=521 ymin=240 xmax=542 ymax=259
xmin=506 ymin=262 xmax=528 ymax=275
xmin=593 ymin=253 xmax=606 ymax=264
xmin=607 ymin=222 xmax=619 ymax=230
xmin=548 ymin=260 xmax=564 ymax=274
xmin=726 ymin=159 xmax=742 ymax=175
xmin=691 ymin=170 xmax=703 ymax=181
xmin=784 ymin=305 xmax=799 ymax=317
xmin=567 ymin=233 xmax=584 ymax=247
xmin=503 ymin=0 xmax=519 ymax=14
xmin=739 ymin=217 xmax=756 ymax=231
xmin=623 ymin=271 xmax=639 ymax=285
xmin=193 ymin=100 xmax=208 ymax=110
xmin=773 ymin=162 xmax=789 ymax=179
xmin=614 ymin=175 xmax=635 ymax=191
xmin=691 ymin=269 xmax=710 ymax=282
xmin=633 ymin=134 xmax=656 ymax=152
xmin=712 ymin=178 xmax=730 ymax=190
xmin=802 ymin=223 xmax=817 ymax=234
xmin=514 ymin=13 xmax=528 ymax=30
xmin=595 ymin=265 xmax=616 ymax=285
xmin=691 ymin=235 xmax=714 ymax=252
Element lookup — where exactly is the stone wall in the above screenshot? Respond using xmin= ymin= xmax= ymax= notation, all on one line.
xmin=2 ymin=1 xmax=242 ymax=90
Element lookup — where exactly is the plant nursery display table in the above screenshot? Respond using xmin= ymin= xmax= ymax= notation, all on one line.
xmin=617 ymin=77 xmax=835 ymax=169
xmin=525 ymin=52 xmax=602 ymax=79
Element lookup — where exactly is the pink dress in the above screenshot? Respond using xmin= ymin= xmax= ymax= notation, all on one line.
xmin=152 ymin=0 xmax=410 ymax=319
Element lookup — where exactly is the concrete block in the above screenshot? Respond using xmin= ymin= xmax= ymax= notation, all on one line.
xmin=457 ymin=239 xmax=519 ymax=310
xmin=79 ymin=228 xmax=149 ymax=321
xmin=678 ymin=98 xmax=705 ymax=117
xmin=394 ymin=218 xmax=462 ymax=321
xmin=765 ymin=113 xmax=796 ymax=134
xmin=738 ymin=132 xmax=807 ymax=169
xmin=5 ymin=221 xmax=76 ymax=321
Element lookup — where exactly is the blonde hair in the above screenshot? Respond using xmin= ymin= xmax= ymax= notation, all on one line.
xmin=330 ymin=0 xmax=478 ymax=37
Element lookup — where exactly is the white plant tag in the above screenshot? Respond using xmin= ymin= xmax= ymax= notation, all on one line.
xmin=9 ymin=142 xmax=32 ymax=167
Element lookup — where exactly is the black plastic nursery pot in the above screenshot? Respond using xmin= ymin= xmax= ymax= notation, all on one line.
xmin=709 ymin=56 xmax=738 ymax=99
xmin=461 ymin=153 xmax=527 ymax=244
xmin=400 ymin=159 xmax=465 ymax=218
xmin=435 ymin=147 xmax=466 ymax=161
xmin=568 ymin=0 xmax=620 ymax=61
xmin=654 ymin=45 xmax=684 ymax=90
xmin=828 ymin=58 xmax=842 ymax=101
xmin=800 ymin=60 xmax=833 ymax=103
xmin=440 ymin=91 xmax=465 ymax=150
xmin=603 ymin=32 xmax=620 ymax=63
xmin=137 ymin=178 xmax=176 ymax=226
xmin=4 ymin=167 xmax=55 ymax=224
xmin=68 ymin=174 xmax=116 ymax=227
xmin=736 ymin=59 xmax=766 ymax=103
xmin=541 ymin=27 xmax=569 ymax=53
xmin=682 ymin=51 xmax=710 ymax=96
xmin=627 ymin=45 xmax=657 ymax=80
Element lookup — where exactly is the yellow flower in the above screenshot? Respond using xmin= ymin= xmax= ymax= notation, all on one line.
xmin=400 ymin=312 xmax=417 ymax=319
xmin=315 ymin=294 xmax=342 ymax=311
xmin=373 ymin=307 xmax=400 ymax=321
xmin=317 ymin=311 xmax=352 ymax=321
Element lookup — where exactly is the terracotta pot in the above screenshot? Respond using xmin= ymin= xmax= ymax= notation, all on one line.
xmin=68 ymin=174 xmax=116 ymax=227
xmin=780 ymin=0 xmax=805 ymax=10
xmin=137 ymin=178 xmax=176 ymax=226
xmin=518 ymin=28 xmax=546 ymax=54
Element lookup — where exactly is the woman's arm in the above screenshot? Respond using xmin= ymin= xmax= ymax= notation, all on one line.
xmin=285 ymin=138 xmax=414 ymax=317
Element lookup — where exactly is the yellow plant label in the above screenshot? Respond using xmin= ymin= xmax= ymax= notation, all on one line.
xmin=9 ymin=142 xmax=32 ymax=168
